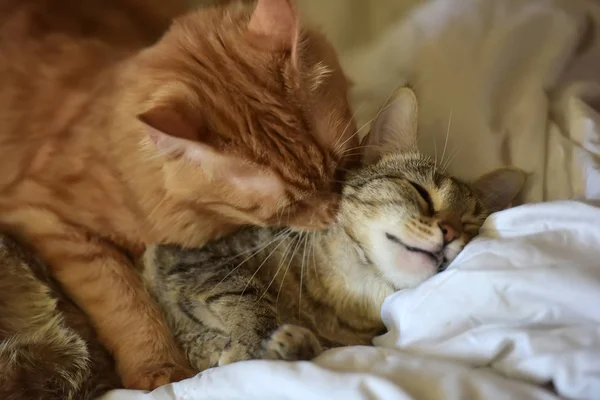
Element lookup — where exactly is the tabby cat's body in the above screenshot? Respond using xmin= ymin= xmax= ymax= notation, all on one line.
xmin=144 ymin=89 xmax=526 ymax=371
xmin=146 ymin=226 xmax=386 ymax=370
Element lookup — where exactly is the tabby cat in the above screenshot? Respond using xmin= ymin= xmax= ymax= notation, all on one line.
xmin=143 ymin=88 xmax=526 ymax=370
xmin=0 ymin=0 xmax=357 ymax=389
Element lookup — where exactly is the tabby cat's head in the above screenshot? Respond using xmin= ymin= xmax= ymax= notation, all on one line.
xmin=131 ymin=0 xmax=357 ymax=231
xmin=339 ymin=88 xmax=525 ymax=289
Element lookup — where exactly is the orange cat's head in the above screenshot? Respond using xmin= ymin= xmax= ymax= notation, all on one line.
xmin=132 ymin=0 xmax=357 ymax=231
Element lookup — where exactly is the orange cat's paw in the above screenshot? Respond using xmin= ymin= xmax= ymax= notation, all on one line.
xmin=121 ymin=363 xmax=196 ymax=390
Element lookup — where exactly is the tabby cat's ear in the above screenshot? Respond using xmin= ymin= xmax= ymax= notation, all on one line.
xmin=473 ymin=167 xmax=527 ymax=212
xmin=247 ymin=0 xmax=299 ymax=56
xmin=138 ymin=107 xmax=285 ymax=196
xmin=361 ymin=87 xmax=419 ymax=165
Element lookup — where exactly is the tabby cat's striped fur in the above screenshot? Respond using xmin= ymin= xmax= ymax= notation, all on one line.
xmin=0 ymin=234 xmax=119 ymax=400
xmin=143 ymin=89 xmax=526 ymax=371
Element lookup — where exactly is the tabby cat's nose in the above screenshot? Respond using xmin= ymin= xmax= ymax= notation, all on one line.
xmin=439 ymin=221 xmax=459 ymax=245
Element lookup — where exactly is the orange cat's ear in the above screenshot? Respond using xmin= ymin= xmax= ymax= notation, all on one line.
xmin=138 ymin=107 xmax=285 ymax=197
xmin=139 ymin=105 xmax=197 ymax=136
xmin=247 ymin=0 xmax=299 ymax=57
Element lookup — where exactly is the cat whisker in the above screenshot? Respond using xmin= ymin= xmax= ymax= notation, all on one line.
xmin=310 ymin=232 xmax=320 ymax=285
xmin=440 ymin=109 xmax=453 ymax=168
xmin=335 ymin=114 xmax=379 ymax=153
xmin=256 ymin=232 xmax=297 ymax=304
xmin=276 ymin=232 xmax=304 ymax=313
xmin=433 ymin=134 xmax=439 ymax=175
xmin=276 ymin=203 xmax=287 ymax=226
xmin=333 ymin=104 xmax=366 ymax=153
xmin=208 ymin=228 xmax=291 ymax=295
xmin=441 ymin=147 xmax=460 ymax=172
xmin=217 ymin=228 xmax=290 ymax=266
xmin=336 ymin=85 xmax=407 ymax=155
xmin=298 ymin=232 xmax=310 ymax=322
xmin=236 ymin=230 xmax=292 ymax=309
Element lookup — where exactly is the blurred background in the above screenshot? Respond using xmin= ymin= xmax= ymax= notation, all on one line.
xmin=189 ymin=0 xmax=421 ymax=55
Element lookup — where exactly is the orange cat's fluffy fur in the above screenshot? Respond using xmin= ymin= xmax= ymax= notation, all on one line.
xmin=0 ymin=0 xmax=357 ymax=390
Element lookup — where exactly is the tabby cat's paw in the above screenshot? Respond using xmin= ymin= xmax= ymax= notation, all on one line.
xmin=262 ymin=324 xmax=322 ymax=361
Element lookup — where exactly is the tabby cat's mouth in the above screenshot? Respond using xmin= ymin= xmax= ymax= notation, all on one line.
xmin=385 ymin=233 xmax=443 ymax=265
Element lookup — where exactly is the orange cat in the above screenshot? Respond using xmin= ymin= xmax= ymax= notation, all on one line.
xmin=0 ymin=0 xmax=358 ymax=390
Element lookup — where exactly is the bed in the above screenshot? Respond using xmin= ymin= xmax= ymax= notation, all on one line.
xmin=100 ymin=0 xmax=600 ymax=398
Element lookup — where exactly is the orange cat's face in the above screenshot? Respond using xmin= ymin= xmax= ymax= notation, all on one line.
xmin=133 ymin=0 xmax=358 ymax=231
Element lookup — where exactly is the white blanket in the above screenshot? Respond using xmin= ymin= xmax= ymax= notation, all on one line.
xmin=101 ymin=201 xmax=600 ymax=400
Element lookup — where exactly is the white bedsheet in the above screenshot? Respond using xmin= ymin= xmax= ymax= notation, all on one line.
xmin=101 ymin=201 xmax=600 ymax=400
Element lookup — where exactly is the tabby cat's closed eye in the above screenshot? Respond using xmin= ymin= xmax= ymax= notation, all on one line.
xmin=408 ymin=180 xmax=434 ymax=214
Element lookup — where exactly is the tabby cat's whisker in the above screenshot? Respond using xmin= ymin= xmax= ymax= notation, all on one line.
xmin=298 ymin=233 xmax=310 ymax=322
xmin=310 ymin=232 xmax=320 ymax=285
xmin=440 ymin=109 xmax=453 ymax=168
xmin=442 ymin=147 xmax=460 ymax=172
xmin=333 ymin=104 xmax=366 ymax=154
xmin=276 ymin=233 xmax=304 ymax=313
xmin=236 ymin=230 xmax=292 ymax=309
xmin=335 ymin=91 xmax=401 ymax=155
xmin=336 ymin=115 xmax=377 ymax=152
xmin=208 ymin=228 xmax=291 ymax=294
xmin=217 ymin=228 xmax=291 ymax=266
xmin=336 ymin=86 xmax=406 ymax=154
xmin=256 ymin=233 xmax=297 ymax=304
xmin=342 ymin=84 xmax=407 ymax=155
xmin=433 ymin=135 xmax=439 ymax=175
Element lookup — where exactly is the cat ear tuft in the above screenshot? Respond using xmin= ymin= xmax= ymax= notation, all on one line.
xmin=361 ymin=87 xmax=419 ymax=164
xmin=473 ymin=167 xmax=527 ymax=212
xmin=247 ymin=0 xmax=299 ymax=54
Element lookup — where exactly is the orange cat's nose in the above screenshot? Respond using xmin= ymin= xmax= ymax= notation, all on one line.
xmin=439 ymin=221 xmax=460 ymax=245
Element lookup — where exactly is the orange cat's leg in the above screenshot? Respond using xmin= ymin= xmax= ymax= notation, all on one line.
xmin=2 ymin=211 xmax=194 ymax=390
